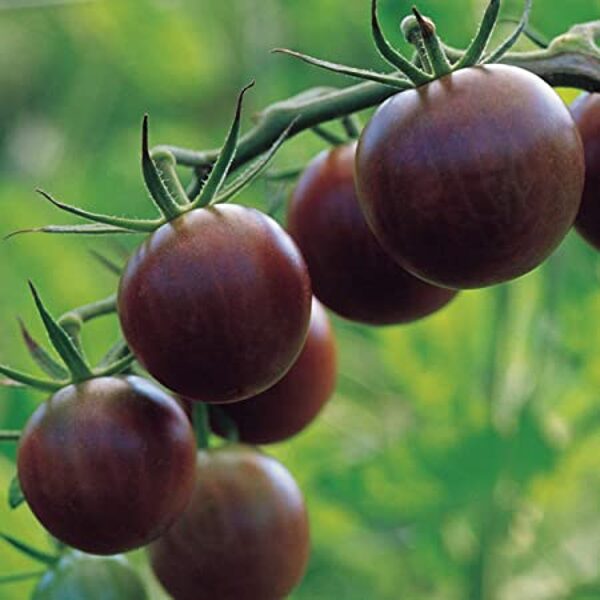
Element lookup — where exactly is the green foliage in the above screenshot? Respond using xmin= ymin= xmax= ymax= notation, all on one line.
xmin=0 ymin=1 xmax=598 ymax=599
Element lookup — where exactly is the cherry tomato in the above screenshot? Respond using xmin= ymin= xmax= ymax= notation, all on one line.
xmin=211 ymin=298 xmax=336 ymax=444
xmin=33 ymin=552 xmax=147 ymax=600
xmin=17 ymin=376 xmax=197 ymax=555
xmin=118 ymin=205 xmax=312 ymax=403
xmin=288 ymin=143 xmax=457 ymax=324
xmin=571 ymin=93 xmax=600 ymax=249
xmin=356 ymin=64 xmax=585 ymax=289
xmin=149 ymin=444 xmax=310 ymax=600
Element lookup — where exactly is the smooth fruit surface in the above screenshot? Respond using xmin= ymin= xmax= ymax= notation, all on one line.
xmin=288 ymin=143 xmax=457 ymax=324
xmin=17 ymin=376 xmax=197 ymax=555
xmin=571 ymin=93 xmax=600 ymax=250
xmin=149 ymin=445 xmax=310 ymax=600
xmin=356 ymin=64 xmax=585 ymax=289
xmin=118 ymin=204 xmax=312 ymax=403
xmin=212 ymin=298 xmax=337 ymax=444
xmin=33 ymin=552 xmax=148 ymax=600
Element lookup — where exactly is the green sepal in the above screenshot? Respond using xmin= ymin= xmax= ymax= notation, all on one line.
xmin=28 ymin=283 xmax=93 ymax=382
xmin=98 ymin=339 xmax=130 ymax=369
xmin=210 ymin=406 xmax=240 ymax=443
xmin=94 ymin=352 xmax=135 ymax=378
xmin=411 ymin=8 xmax=452 ymax=77
xmin=141 ymin=116 xmax=185 ymax=221
xmin=0 ymin=379 xmax=24 ymax=388
xmin=0 ymin=533 xmax=57 ymax=567
xmin=36 ymin=190 xmax=162 ymax=233
xmin=370 ymin=0 xmax=430 ymax=84
xmin=88 ymin=250 xmax=123 ymax=277
xmin=483 ymin=0 xmax=533 ymax=64
xmin=273 ymin=48 xmax=413 ymax=89
xmin=264 ymin=166 xmax=305 ymax=182
xmin=0 ymin=571 xmax=45 ymax=586
xmin=5 ymin=224 xmax=140 ymax=238
xmin=8 ymin=475 xmax=25 ymax=510
xmin=499 ymin=17 xmax=548 ymax=49
xmin=191 ymin=82 xmax=255 ymax=209
xmin=454 ymin=0 xmax=500 ymax=69
xmin=0 ymin=365 xmax=62 ymax=392
xmin=214 ymin=119 xmax=298 ymax=205
xmin=152 ymin=150 xmax=191 ymax=207
xmin=341 ymin=114 xmax=361 ymax=140
xmin=18 ymin=319 xmax=69 ymax=380
xmin=311 ymin=125 xmax=346 ymax=146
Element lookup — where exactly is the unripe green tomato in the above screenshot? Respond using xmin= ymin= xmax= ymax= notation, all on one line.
xmin=32 ymin=551 xmax=148 ymax=600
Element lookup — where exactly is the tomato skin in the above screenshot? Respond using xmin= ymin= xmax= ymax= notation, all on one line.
xmin=118 ymin=205 xmax=312 ymax=404
xmin=149 ymin=445 xmax=310 ymax=600
xmin=356 ymin=64 xmax=585 ymax=289
xmin=288 ymin=143 xmax=457 ymax=324
xmin=17 ymin=376 xmax=197 ymax=555
xmin=571 ymin=93 xmax=600 ymax=250
xmin=211 ymin=298 xmax=336 ymax=444
xmin=33 ymin=552 xmax=147 ymax=600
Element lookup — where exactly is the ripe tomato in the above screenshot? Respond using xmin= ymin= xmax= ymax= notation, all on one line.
xmin=356 ymin=64 xmax=585 ymax=289
xmin=118 ymin=205 xmax=312 ymax=403
xmin=571 ymin=93 xmax=600 ymax=250
xmin=17 ymin=376 xmax=197 ymax=555
xmin=33 ymin=552 xmax=148 ymax=600
xmin=149 ymin=444 xmax=310 ymax=600
xmin=288 ymin=143 xmax=457 ymax=324
xmin=211 ymin=298 xmax=336 ymax=444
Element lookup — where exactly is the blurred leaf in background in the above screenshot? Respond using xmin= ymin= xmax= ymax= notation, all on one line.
xmin=0 ymin=0 xmax=599 ymax=598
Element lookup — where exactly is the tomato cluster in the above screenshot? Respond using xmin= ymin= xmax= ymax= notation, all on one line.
xmin=8 ymin=21 xmax=599 ymax=597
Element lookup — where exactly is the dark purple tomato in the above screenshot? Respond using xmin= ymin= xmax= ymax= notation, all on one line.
xmin=118 ymin=205 xmax=312 ymax=404
xmin=211 ymin=298 xmax=336 ymax=444
xmin=356 ymin=64 xmax=585 ymax=289
xmin=288 ymin=143 xmax=457 ymax=324
xmin=17 ymin=376 xmax=197 ymax=555
xmin=571 ymin=93 xmax=600 ymax=250
xmin=148 ymin=445 xmax=310 ymax=600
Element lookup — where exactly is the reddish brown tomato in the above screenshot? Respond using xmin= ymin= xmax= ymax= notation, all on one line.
xmin=148 ymin=445 xmax=310 ymax=600
xmin=118 ymin=205 xmax=312 ymax=403
xmin=17 ymin=376 xmax=197 ymax=555
xmin=288 ymin=143 xmax=457 ymax=324
xmin=356 ymin=64 xmax=585 ymax=289
xmin=571 ymin=93 xmax=600 ymax=250
xmin=211 ymin=298 xmax=336 ymax=444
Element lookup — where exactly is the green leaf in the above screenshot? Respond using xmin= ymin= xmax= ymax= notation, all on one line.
xmin=28 ymin=282 xmax=93 ymax=382
xmin=192 ymin=82 xmax=255 ymax=209
xmin=8 ymin=475 xmax=25 ymax=510
xmin=18 ymin=319 xmax=69 ymax=380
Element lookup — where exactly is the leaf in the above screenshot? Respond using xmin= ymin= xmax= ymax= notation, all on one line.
xmin=8 ymin=475 xmax=25 ymax=510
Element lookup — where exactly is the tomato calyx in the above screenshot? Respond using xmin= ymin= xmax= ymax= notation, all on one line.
xmin=274 ymin=0 xmax=532 ymax=89
xmin=10 ymin=82 xmax=296 ymax=239
xmin=0 ymin=284 xmax=131 ymax=393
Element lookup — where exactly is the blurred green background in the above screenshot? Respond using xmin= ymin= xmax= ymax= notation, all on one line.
xmin=0 ymin=0 xmax=599 ymax=598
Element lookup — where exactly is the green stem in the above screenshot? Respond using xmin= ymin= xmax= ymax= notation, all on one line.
xmin=152 ymin=151 xmax=191 ymax=207
xmin=210 ymin=406 xmax=240 ymax=443
xmin=58 ymin=293 xmax=117 ymax=333
xmin=341 ymin=115 xmax=361 ymax=139
xmin=193 ymin=403 xmax=211 ymax=450
xmin=0 ymin=431 xmax=21 ymax=442
xmin=0 ymin=571 xmax=45 ymax=586
xmin=311 ymin=125 xmax=346 ymax=146
xmin=155 ymin=20 xmax=600 ymax=172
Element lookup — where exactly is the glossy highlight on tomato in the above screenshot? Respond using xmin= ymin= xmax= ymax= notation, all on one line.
xmin=17 ymin=376 xmax=197 ymax=555
xmin=118 ymin=204 xmax=312 ymax=403
xmin=571 ymin=93 xmax=600 ymax=250
xmin=212 ymin=298 xmax=336 ymax=444
xmin=356 ymin=64 xmax=585 ymax=289
xmin=288 ymin=143 xmax=457 ymax=324
xmin=149 ymin=444 xmax=310 ymax=600
xmin=33 ymin=552 xmax=148 ymax=600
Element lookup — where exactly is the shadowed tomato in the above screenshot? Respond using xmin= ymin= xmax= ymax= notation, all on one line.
xmin=288 ymin=143 xmax=457 ymax=324
xmin=17 ymin=376 xmax=197 ymax=555
xmin=356 ymin=64 xmax=585 ymax=289
xmin=571 ymin=93 xmax=600 ymax=249
xmin=118 ymin=205 xmax=312 ymax=403
xmin=211 ymin=298 xmax=336 ymax=444
xmin=149 ymin=445 xmax=310 ymax=600
xmin=33 ymin=552 xmax=148 ymax=600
